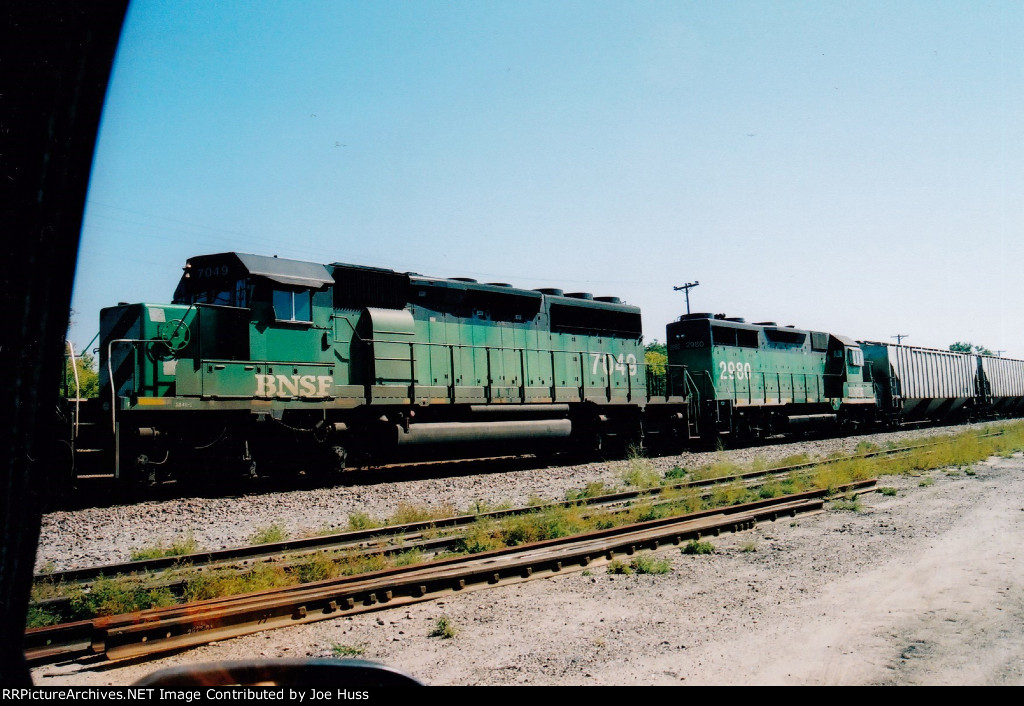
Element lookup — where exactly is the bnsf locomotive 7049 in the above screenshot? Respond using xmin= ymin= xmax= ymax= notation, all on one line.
xmin=63 ymin=252 xmax=1024 ymax=483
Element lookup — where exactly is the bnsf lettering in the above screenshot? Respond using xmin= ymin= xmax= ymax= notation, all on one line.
xmin=254 ymin=374 xmax=333 ymax=398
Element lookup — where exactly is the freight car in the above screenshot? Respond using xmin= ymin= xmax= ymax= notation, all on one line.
xmin=64 ymin=252 xmax=1024 ymax=484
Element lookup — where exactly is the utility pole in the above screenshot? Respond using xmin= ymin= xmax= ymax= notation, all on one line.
xmin=673 ymin=281 xmax=700 ymax=315
xmin=995 ymin=350 xmax=1005 ymax=358
xmin=892 ymin=334 xmax=909 ymax=345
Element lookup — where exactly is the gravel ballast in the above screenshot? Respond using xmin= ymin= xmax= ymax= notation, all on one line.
xmin=31 ymin=422 xmax=1024 ymax=685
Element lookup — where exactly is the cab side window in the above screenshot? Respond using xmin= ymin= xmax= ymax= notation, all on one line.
xmin=273 ymin=289 xmax=312 ymax=322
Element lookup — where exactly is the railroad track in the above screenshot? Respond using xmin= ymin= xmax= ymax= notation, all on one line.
xmin=29 ymin=432 xmax=996 ymax=665
xmin=35 ymin=439 xmax=938 ymax=592
xmin=24 ymin=480 xmax=877 ymax=665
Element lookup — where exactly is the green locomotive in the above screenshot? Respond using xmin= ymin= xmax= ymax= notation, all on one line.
xmin=665 ymin=314 xmax=876 ymax=441
xmin=89 ymin=252 xmax=665 ymax=481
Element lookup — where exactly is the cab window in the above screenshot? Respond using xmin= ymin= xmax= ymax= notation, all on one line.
xmin=273 ymin=289 xmax=312 ymax=322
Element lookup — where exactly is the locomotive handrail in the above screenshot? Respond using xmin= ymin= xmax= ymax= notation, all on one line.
xmin=66 ymin=341 xmax=81 ymax=439
xmin=683 ymin=368 xmax=700 ymax=405
xmin=699 ymin=370 xmax=717 ymax=400
xmin=105 ymin=338 xmax=165 ymax=433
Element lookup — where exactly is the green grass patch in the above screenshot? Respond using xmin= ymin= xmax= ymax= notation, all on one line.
xmin=250 ymin=523 xmax=287 ymax=545
xmin=25 ymin=606 xmax=61 ymax=629
xmin=919 ymin=476 xmax=935 ymax=487
xmin=347 ymin=512 xmax=381 ymax=531
xmin=621 ymin=457 xmax=660 ymax=489
xmin=330 ymin=644 xmax=365 ymax=658
xmin=663 ymin=466 xmax=688 ymax=481
xmin=429 ymin=615 xmax=457 ymax=639
xmin=565 ymin=481 xmax=611 ymax=502
xmin=854 ymin=441 xmax=879 ymax=455
xmin=182 ymin=563 xmax=292 ymax=603
xmin=681 ymin=539 xmax=716 ymax=555
xmin=68 ymin=576 xmax=177 ymax=619
xmin=830 ymin=494 xmax=863 ymax=512
xmin=293 ymin=555 xmax=338 ymax=584
xmin=606 ymin=559 xmax=632 ymax=575
xmin=739 ymin=540 xmax=758 ymax=553
xmin=388 ymin=502 xmax=453 ymax=526
xmin=392 ymin=548 xmax=424 ymax=567
xmin=130 ymin=533 xmax=199 ymax=561
xmin=630 ymin=555 xmax=671 ymax=574
xmin=878 ymin=486 xmax=898 ymax=496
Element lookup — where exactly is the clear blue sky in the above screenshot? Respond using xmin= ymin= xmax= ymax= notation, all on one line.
xmin=72 ymin=0 xmax=1024 ymax=358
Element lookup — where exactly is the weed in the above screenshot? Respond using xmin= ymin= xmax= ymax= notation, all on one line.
xmin=130 ymin=533 xmax=199 ymax=561
xmin=459 ymin=518 xmax=503 ymax=554
xmin=739 ymin=540 xmax=758 ymax=553
xmin=621 ymin=458 xmax=660 ymax=489
xmin=663 ymin=466 xmax=687 ymax=481
xmin=630 ymin=555 xmax=671 ymax=574
xmin=469 ymin=499 xmax=510 ymax=515
xmin=919 ymin=476 xmax=935 ymax=487
xmin=566 ymin=481 xmax=610 ymax=502
xmin=392 ymin=549 xmax=424 ymax=567
xmin=705 ymin=455 xmax=742 ymax=481
xmin=250 ymin=523 xmax=287 ymax=545
xmin=530 ymin=505 xmax=587 ymax=541
xmin=294 ymin=555 xmax=337 ymax=584
xmin=681 ymin=540 xmax=716 ymax=555
xmin=710 ymin=481 xmax=750 ymax=507
xmin=606 ymin=559 xmax=633 ymax=575
xmin=628 ymin=502 xmax=664 ymax=523
xmin=30 ymin=575 xmax=73 ymax=602
xmin=347 ymin=512 xmax=380 ymax=531
xmin=854 ymin=441 xmax=879 ymax=455
xmin=334 ymin=550 xmax=388 ymax=577
xmin=330 ymin=644 xmax=365 ymax=658
xmin=182 ymin=563 xmax=291 ymax=602
xmin=830 ymin=494 xmax=863 ymax=512
xmin=581 ymin=570 xmax=592 ymax=577
xmin=389 ymin=502 xmax=450 ymax=526
xmin=37 ymin=561 xmax=56 ymax=575
xmin=430 ymin=615 xmax=457 ymax=639
xmin=777 ymin=452 xmax=812 ymax=467
xmin=965 ymin=468 xmax=977 ymax=476
xmin=749 ymin=456 xmax=769 ymax=472
xmin=878 ymin=487 xmax=898 ymax=496
xmin=68 ymin=576 xmax=177 ymax=619
xmin=25 ymin=606 xmax=61 ymax=629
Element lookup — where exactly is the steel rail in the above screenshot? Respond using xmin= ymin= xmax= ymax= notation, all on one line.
xmin=36 ymin=438 xmax=949 ymax=589
xmin=25 ymin=480 xmax=875 ymax=665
